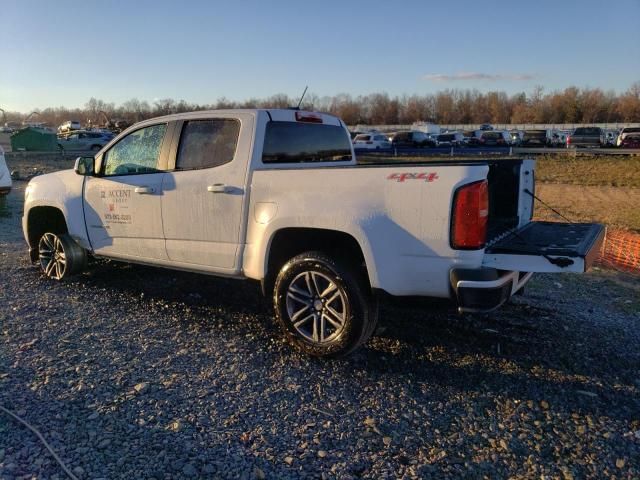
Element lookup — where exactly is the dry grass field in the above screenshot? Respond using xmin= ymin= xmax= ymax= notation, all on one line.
xmin=534 ymin=184 xmax=640 ymax=232
xmin=535 ymin=155 xmax=640 ymax=188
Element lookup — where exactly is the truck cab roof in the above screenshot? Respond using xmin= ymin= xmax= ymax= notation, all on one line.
xmin=136 ymin=109 xmax=345 ymax=128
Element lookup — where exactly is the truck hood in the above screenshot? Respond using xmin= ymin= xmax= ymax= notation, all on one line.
xmin=26 ymin=169 xmax=84 ymax=204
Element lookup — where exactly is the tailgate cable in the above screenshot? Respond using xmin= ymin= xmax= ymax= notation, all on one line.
xmin=524 ymin=188 xmax=573 ymax=224
xmin=506 ymin=189 xmax=575 ymax=268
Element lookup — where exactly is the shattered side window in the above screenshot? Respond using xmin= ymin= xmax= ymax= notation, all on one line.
xmin=103 ymin=124 xmax=167 ymax=176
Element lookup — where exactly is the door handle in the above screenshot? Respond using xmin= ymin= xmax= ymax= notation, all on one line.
xmin=134 ymin=186 xmax=155 ymax=194
xmin=207 ymin=184 xmax=230 ymax=194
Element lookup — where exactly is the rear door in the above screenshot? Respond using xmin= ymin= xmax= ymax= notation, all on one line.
xmin=161 ymin=114 xmax=253 ymax=272
xmin=83 ymin=122 xmax=172 ymax=260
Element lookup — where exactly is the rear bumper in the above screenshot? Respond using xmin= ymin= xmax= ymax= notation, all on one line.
xmin=450 ymin=268 xmax=533 ymax=313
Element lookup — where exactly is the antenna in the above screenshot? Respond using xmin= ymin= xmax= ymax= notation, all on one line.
xmin=296 ymin=86 xmax=309 ymax=110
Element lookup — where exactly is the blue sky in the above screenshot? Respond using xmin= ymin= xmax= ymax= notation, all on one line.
xmin=1 ymin=0 xmax=639 ymax=112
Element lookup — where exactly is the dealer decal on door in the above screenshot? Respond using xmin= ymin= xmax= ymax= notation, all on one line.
xmin=100 ymin=189 xmax=132 ymax=224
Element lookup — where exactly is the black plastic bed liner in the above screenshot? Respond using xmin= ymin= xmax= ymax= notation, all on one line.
xmin=487 ymin=221 xmax=605 ymax=258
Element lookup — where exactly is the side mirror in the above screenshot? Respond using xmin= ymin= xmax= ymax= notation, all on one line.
xmin=74 ymin=156 xmax=95 ymax=176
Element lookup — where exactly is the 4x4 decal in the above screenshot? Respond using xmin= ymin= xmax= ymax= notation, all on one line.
xmin=387 ymin=172 xmax=439 ymax=183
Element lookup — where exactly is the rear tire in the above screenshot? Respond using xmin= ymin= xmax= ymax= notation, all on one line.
xmin=38 ymin=232 xmax=87 ymax=280
xmin=273 ymin=251 xmax=377 ymax=357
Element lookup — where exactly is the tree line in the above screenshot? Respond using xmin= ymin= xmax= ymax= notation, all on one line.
xmin=4 ymin=83 xmax=639 ymax=127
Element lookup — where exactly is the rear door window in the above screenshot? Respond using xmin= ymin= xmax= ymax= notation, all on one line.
xmin=176 ymin=119 xmax=240 ymax=170
xmin=262 ymin=122 xmax=352 ymax=163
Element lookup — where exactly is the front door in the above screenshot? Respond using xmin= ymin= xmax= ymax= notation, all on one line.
xmin=83 ymin=123 xmax=170 ymax=260
xmin=161 ymin=115 xmax=252 ymax=272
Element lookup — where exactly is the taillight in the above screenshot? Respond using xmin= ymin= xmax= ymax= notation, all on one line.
xmin=566 ymin=136 xmax=571 ymax=145
xmin=451 ymin=180 xmax=488 ymax=249
xmin=295 ymin=111 xmax=323 ymax=123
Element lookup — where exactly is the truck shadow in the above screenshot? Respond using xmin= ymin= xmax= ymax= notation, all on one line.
xmin=72 ymin=259 xmax=640 ymax=421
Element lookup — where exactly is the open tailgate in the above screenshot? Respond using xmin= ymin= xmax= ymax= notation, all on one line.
xmin=483 ymin=221 xmax=605 ymax=273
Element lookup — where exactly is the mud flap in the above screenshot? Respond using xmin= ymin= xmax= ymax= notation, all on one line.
xmin=483 ymin=221 xmax=605 ymax=273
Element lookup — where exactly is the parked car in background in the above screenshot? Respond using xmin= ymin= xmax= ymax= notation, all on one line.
xmin=616 ymin=127 xmax=640 ymax=147
xmin=352 ymin=133 xmax=391 ymax=149
xmin=411 ymin=122 xmax=441 ymax=136
xmin=436 ymin=132 xmax=465 ymax=147
xmin=388 ymin=131 xmax=435 ymax=148
xmin=521 ymin=129 xmax=548 ymax=147
xmin=479 ymin=124 xmax=494 ymax=131
xmin=0 ymin=146 xmax=11 ymax=195
xmin=603 ymin=131 xmax=617 ymax=147
xmin=549 ymin=131 xmax=569 ymax=147
xmin=567 ymin=127 xmax=603 ymax=148
xmin=620 ymin=133 xmax=640 ymax=149
xmin=0 ymin=126 xmax=15 ymax=133
xmin=470 ymin=130 xmax=511 ymax=146
xmin=88 ymin=128 xmax=116 ymax=137
xmin=57 ymin=130 xmax=112 ymax=151
xmin=58 ymin=121 xmax=81 ymax=134
xmin=509 ymin=130 xmax=523 ymax=146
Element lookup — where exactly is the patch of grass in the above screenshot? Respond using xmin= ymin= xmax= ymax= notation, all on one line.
xmin=534 ymin=183 xmax=640 ymax=232
xmin=532 ymin=155 xmax=640 ymax=188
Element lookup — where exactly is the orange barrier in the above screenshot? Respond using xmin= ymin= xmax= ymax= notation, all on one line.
xmin=598 ymin=229 xmax=640 ymax=274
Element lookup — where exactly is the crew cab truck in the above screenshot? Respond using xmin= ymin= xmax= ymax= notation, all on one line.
xmin=567 ymin=127 xmax=604 ymax=148
xmin=23 ymin=109 xmax=605 ymax=357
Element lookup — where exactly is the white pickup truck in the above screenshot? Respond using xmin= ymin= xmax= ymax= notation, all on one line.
xmin=23 ymin=109 xmax=604 ymax=356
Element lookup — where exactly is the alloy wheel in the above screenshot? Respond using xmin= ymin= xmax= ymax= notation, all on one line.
xmin=286 ymin=270 xmax=347 ymax=344
xmin=38 ymin=233 xmax=67 ymax=280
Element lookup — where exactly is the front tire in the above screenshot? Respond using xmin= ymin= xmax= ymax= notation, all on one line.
xmin=38 ymin=232 xmax=87 ymax=280
xmin=273 ymin=251 xmax=377 ymax=357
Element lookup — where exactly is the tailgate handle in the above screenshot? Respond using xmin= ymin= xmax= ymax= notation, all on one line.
xmin=546 ymin=256 xmax=574 ymax=268
xmin=134 ymin=186 xmax=155 ymax=194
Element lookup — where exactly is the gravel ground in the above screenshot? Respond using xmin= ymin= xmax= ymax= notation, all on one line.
xmin=1 ymin=182 xmax=639 ymax=479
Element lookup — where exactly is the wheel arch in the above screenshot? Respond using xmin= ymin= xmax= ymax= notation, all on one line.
xmin=261 ymin=227 xmax=372 ymax=297
xmin=26 ymin=206 xmax=68 ymax=262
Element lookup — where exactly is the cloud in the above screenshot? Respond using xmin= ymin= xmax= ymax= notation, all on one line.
xmin=423 ymin=72 xmax=536 ymax=82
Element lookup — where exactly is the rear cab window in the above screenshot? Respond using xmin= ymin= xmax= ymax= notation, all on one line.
xmin=262 ymin=121 xmax=353 ymax=164
xmin=574 ymin=127 xmax=601 ymax=135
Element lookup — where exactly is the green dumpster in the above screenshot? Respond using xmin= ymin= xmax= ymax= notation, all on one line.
xmin=10 ymin=127 xmax=58 ymax=151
